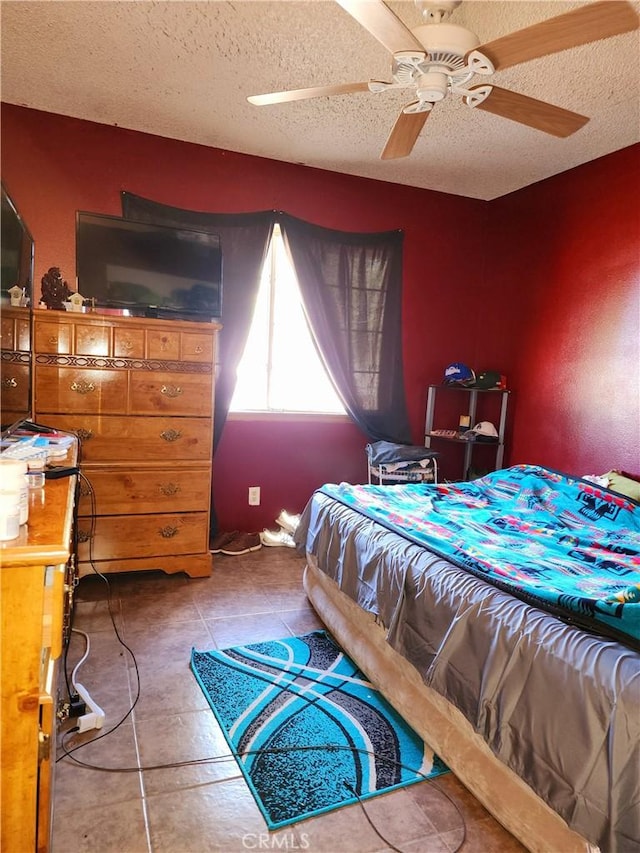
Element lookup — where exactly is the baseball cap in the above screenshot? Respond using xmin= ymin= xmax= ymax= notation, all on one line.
xmin=443 ymin=362 xmax=475 ymax=386
xmin=463 ymin=421 xmax=499 ymax=441
xmin=473 ymin=371 xmax=507 ymax=390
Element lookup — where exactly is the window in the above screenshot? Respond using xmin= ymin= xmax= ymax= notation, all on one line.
xmin=230 ymin=224 xmax=345 ymax=415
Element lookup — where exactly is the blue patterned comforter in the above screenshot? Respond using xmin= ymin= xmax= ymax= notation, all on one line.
xmin=320 ymin=464 xmax=640 ymax=648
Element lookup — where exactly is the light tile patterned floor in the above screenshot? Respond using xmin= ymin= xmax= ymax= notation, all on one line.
xmin=53 ymin=547 xmax=526 ymax=853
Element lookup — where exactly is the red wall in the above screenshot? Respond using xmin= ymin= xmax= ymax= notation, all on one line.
xmin=1 ymin=104 xmax=637 ymax=531
xmin=487 ymin=145 xmax=640 ymax=478
xmin=1 ymin=104 xmax=495 ymax=530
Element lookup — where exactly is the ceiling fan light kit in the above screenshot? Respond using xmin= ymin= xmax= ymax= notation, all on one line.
xmin=415 ymin=71 xmax=449 ymax=103
xmin=248 ymin=0 xmax=639 ymax=160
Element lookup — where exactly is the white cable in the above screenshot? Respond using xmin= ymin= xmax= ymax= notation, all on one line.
xmin=71 ymin=628 xmax=91 ymax=686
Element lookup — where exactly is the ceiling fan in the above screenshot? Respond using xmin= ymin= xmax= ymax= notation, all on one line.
xmin=247 ymin=0 xmax=639 ymax=159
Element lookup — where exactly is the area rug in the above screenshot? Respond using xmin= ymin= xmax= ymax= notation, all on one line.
xmin=190 ymin=630 xmax=448 ymax=829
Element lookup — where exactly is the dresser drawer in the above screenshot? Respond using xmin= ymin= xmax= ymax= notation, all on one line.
xmin=74 ymin=323 xmax=111 ymax=356
xmin=1 ymin=308 xmax=30 ymax=350
xmin=114 ymin=327 xmax=145 ymax=359
xmin=78 ymin=467 xmax=211 ymax=515
xmin=35 ymin=316 xmax=111 ymax=356
xmin=34 ymin=320 xmax=73 ymax=354
xmin=36 ymin=415 xmax=212 ymax=462
xmin=129 ymin=370 xmax=212 ymax=416
xmin=34 ymin=367 xmax=128 ymax=414
xmin=146 ymin=329 xmax=180 ymax=360
xmin=76 ymin=512 xmax=209 ymax=561
xmin=181 ymin=332 xmax=214 ymax=363
xmin=1 ymin=362 xmax=30 ymax=413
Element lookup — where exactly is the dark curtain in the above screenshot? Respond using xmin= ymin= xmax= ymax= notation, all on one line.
xmin=279 ymin=213 xmax=411 ymax=444
xmin=121 ymin=194 xmax=411 ymax=535
xmin=121 ymin=192 xmax=274 ymax=448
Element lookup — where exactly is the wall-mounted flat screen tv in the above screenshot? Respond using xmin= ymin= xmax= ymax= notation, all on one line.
xmin=76 ymin=212 xmax=222 ymax=320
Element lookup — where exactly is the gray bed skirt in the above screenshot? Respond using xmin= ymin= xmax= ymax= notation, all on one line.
xmin=304 ymin=559 xmax=595 ymax=853
xmin=297 ymin=490 xmax=640 ymax=853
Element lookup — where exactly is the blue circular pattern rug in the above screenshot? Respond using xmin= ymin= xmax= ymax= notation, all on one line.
xmin=191 ymin=629 xmax=448 ymax=829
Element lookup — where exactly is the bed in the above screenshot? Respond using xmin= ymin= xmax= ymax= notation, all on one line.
xmin=294 ymin=464 xmax=640 ymax=853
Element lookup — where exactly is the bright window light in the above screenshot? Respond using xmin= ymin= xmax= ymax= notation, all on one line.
xmin=230 ymin=224 xmax=345 ymax=415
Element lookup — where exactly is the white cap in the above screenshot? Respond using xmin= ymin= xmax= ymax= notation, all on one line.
xmin=471 ymin=421 xmax=498 ymax=437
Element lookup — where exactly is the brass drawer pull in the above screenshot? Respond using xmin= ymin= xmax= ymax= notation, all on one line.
xmin=160 ymin=429 xmax=182 ymax=442
xmin=2 ymin=377 xmax=18 ymax=388
xmin=159 ymin=526 xmax=178 ymax=538
xmin=194 ymin=345 xmax=203 ymax=354
xmin=77 ymin=530 xmax=92 ymax=543
xmin=79 ymin=482 xmax=92 ymax=497
xmin=38 ymin=731 xmax=51 ymax=763
xmin=70 ymin=380 xmax=95 ymax=395
xmin=122 ymin=339 xmax=134 ymax=351
xmin=159 ymin=482 xmax=180 ymax=496
xmin=76 ymin=428 xmax=93 ymax=441
xmin=48 ymin=336 xmax=58 ymax=345
xmin=161 ymin=384 xmax=183 ymax=398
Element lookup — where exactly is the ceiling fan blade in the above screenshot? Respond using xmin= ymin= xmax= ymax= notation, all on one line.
xmin=475 ymin=1 xmax=639 ymax=71
xmin=468 ymin=85 xmax=589 ymax=138
xmin=335 ymin=0 xmax=424 ymax=54
xmin=248 ymin=82 xmax=370 ymax=106
xmin=381 ymin=110 xmax=430 ymax=160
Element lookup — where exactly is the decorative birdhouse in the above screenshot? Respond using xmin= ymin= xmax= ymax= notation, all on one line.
xmin=8 ymin=285 xmax=24 ymax=306
xmin=68 ymin=291 xmax=85 ymax=312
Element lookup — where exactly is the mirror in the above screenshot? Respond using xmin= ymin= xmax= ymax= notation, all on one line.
xmin=1 ymin=182 xmax=34 ymax=428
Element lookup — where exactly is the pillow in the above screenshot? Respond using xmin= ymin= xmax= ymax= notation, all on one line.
xmin=603 ymin=470 xmax=640 ymax=502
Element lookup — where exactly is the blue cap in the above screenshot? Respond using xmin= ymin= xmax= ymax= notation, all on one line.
xmin=443 ymin=363 xmax=475 ymax=386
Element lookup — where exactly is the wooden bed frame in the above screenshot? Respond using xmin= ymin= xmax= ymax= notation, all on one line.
xmin=303 ymin=557 xmax=597 ymax=853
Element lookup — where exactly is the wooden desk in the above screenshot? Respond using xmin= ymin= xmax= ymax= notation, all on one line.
xmin=1 ymin=472 xmax=76 ymax=852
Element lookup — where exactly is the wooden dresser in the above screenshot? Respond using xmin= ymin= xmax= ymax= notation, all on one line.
xmin=0 ymin=471 xmax=76 ymax=852
xmin=32 ymin=309 xmax=220 ymax=578
xmin=0 ymin=304 xmax=32 ymax=424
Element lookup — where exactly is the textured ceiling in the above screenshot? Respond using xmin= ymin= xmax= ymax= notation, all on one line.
xmin=1 ymin=0 xmax=639 ymax=200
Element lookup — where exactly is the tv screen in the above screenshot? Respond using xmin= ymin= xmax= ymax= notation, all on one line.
xmin=76 ymin=212 xmax=222 ymax=320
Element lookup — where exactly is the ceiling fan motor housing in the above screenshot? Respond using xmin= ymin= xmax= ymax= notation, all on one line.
xmin=393 ymin=22 xmax=482 ymax=101
xmin=411 ymin=23 xmax=480 ymax=72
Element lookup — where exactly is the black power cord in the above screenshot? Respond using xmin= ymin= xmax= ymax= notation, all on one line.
xmin=57 ymin=634 xmax=466 ymax=853
xmin=56 ymin=474 xmax=466 ymax=852
xmin=56 ymin=740 xmax=466 ymax=853
xmin=45 ymin=466 xmax=80 ymax=479
xmin=59 ymin=471 xmax=141 ymax=745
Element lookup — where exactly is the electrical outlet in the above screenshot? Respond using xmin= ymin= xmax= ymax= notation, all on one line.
xmin=248 ymin=486 xmax=260 ymax=506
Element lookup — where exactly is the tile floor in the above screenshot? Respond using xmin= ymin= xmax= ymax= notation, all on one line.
xmin=53 ymin=547 xmax=526 ymax=853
